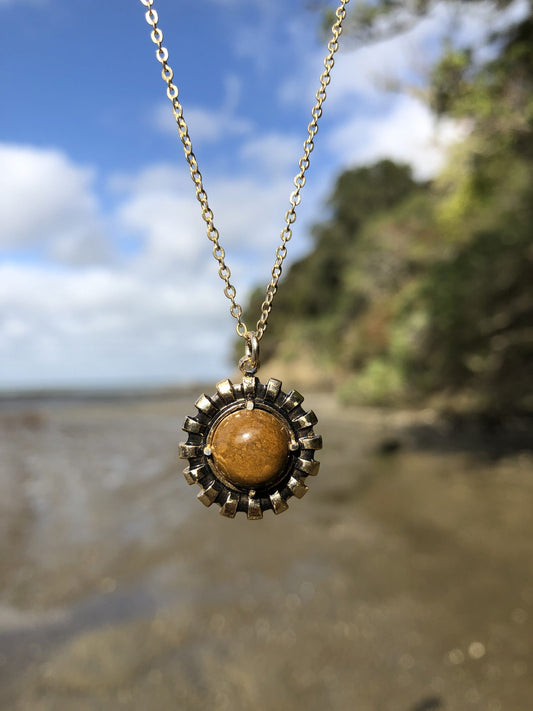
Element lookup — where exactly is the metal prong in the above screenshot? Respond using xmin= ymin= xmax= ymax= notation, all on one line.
xmin=220 ymin=492 xmax=239 ymax=518
xmin=281 ymin=390 xmax=304 ymax=413
xmin=247 ymin=492 xmax=263 ymax=520
xmin=292 ymin=410 xmax=318 ymax=429
xmin=265 ymin=378 xmax=282 ymax=402
xmin=195 ymin=394 xmax=218 ymax=417
xmin=182 ymin=417 xmax=206 ymax=435
xmin=296 ymin=458 xmax=320 ymax=476
xmin=288 ymin=475 xmax=309 ymax=499
xmin=179 ymin=443 xmax=202 ymax=459
xmin=270 ymin=491 xmax=289 ymax=514
xmin=183 ymin=465 xmax=206 ymax=485
xmin=298 ymin=434 xmax=323 ymax=450
xmin=242 ymin=376 xmax=257 ymax=399
xmin=216 ymin=379 xmax=235 ymax=404
xmin=197 ymin=482 xmax=218 ymax=507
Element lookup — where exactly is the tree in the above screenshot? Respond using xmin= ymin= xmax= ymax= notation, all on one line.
xmin=241 ymin=2 xmax=533 ymax=413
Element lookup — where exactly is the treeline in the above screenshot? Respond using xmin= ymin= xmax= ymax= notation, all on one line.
xmin=243 ymin=14 xmax=533 ymax=414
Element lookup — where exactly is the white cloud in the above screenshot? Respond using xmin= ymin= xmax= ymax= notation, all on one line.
xmin=0 ymin=143 xmax=317 ymax=388
xmin=280 ymin=3 xmax=454 ymax=111
xmin=0 ymin=144 xmax=234 ymax=388
xmin=0 ymin=262 xmax=228 ymax=388
xmin=0 ymin=144 xmax=112 ymax=264
xmin=328 ymin=94 xmax=467 ymax=180
xmin=240 ymin=133 xmax=302 ymax=177
xmin=325 ymin=0 xmax=530 ymax=103
xmin=113 ymin=154 xmax=312 ymax=283
xmin=275 ymin=3 xmax=460 ymax=183
xmin=114 ymin=164 xmax=208 ymax=275
xmin=279 ymin=0 xmax=526 ymax=181
xmin=154 ymin=103 xmax=252 ymax=145
xmin=154 ymin=74 xmax=252 ymax=144
xmin=231 ymin=2 xmax=280 ymax=73
xmin=449 ymin=0 xmax=530 ymax=61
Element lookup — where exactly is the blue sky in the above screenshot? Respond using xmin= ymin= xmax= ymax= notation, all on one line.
xmin=0 ymin=0 xmax=528 ymax=389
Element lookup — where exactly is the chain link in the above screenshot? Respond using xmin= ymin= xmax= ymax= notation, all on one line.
xmin=141 ymin=0 xmax=350 ymax=341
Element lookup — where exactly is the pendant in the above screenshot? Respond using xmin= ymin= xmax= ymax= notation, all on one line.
xmin=178 ymin=336 xmax=322 ymax=519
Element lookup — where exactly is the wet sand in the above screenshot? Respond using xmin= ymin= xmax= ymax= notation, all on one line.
xmin=0 ymin=389 xmax=532 ymax=710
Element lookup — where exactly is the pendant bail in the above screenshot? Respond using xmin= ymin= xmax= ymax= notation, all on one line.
xmin=239 ymin=331 xmax=260 ymax=375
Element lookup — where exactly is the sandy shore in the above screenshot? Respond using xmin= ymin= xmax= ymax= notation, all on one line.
xmin=0 ymin=388 xmax=532 ymax=710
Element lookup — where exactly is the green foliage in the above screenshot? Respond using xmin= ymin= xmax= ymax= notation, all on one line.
xmin=430 ymin=47 xmax=472 ymax=116
xmin=239 ymin=160 xmax=418 ymax=359
xmin=338 ymin=359 xmax=406 ymax=406
xmin=241 ymin=9 xmax=533 ymax=414
xmin=417 ymin=191 xmax=533 ymax=411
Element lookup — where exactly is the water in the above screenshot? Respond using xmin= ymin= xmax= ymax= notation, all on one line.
xmin=0 ymin=392 xmax=531 ymax=710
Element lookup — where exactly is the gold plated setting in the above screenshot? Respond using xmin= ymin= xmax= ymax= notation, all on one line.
xmin=179 ymin=377 xmax=322 ymax=519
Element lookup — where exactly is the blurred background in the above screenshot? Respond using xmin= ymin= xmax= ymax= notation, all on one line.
xmin=1 ymin=0 xmax=532 ymax=709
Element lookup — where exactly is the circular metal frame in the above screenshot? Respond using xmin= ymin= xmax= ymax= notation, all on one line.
xmin=178 ymin=376 xmax=322 ymax=519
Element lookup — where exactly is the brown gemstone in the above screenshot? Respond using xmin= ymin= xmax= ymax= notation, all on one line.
xmin=209 ymin=407 xmax=290 ymax=489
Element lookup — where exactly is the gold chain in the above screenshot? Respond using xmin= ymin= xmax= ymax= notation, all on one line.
xmin=141 ymin=0 xmax=349 ymax=342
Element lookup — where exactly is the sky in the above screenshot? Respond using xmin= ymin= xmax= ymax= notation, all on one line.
xmin=0 ymin=0 xmax=528 ymax=390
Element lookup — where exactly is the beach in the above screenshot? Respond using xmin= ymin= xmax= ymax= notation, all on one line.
xmin=0 ymin=388 xmax=532 ymax=711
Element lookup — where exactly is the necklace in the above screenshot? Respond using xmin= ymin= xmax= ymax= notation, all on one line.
xmin=141 ymin=0 xmax=350 ymax=519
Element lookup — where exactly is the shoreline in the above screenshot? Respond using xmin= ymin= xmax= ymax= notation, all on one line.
xmin=1 ymin=391 xmax=532 ymax=710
